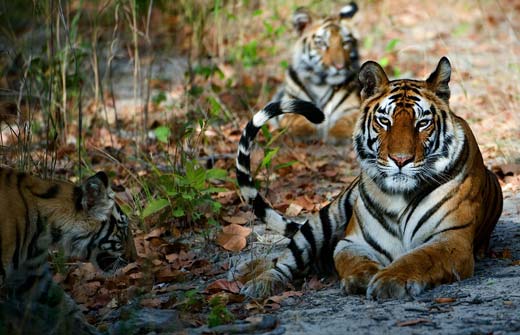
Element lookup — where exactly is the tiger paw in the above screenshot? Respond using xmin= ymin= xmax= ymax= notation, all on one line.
xmin=240 ymin=270 xmax=286 ymax=299
xmin=335 ymin=251 xmax=381 ymax=295
xmin=340 ymin=272 xmax=374 ymax=295
xmin=366 ymin=271 xmax=426 ymax=300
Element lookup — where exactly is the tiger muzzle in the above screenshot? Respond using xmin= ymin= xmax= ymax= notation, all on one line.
xmin=389 ymin=153 xmax=415 ymax=168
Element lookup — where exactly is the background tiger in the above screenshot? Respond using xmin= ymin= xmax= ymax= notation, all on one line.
xmin=270 ymin=2 xmax=361 ymax=144
xmin=0 ymin=168 xmax=137 ymax=334
xmin=234 ymin=57 xmax=503 ymax=300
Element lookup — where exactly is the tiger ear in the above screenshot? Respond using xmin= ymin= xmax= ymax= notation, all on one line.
xmin=358 ymin=61 xmax=389 ymax=101
xmin=292 ymin=7 xmax=312 ymax=35
xmin=81 ymin=171 xmax=110 ymax=210
xmin=426 ymin=57 xmax=451 ymax=103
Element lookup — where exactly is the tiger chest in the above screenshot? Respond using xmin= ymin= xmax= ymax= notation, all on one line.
xmin=351 ymin=186 xmax=458 ymax=264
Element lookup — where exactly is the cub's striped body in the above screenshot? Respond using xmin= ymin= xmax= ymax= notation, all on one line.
xmin=234 ymin=57 xmax=503 ymax=299
xmin=272 ymin=3 xmax=361 ymax=144
xmin=0 ymin=168 xmax=136 ymax=334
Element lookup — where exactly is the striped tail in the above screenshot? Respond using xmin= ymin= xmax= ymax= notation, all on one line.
xmin=236 ymin=100 xmax=324 ymax=237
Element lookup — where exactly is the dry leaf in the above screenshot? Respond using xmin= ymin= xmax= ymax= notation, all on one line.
xmin=122 ymin=263 xmax=139 ymax=274
xmin=165 ymin=253 xmax=179 ymax=263
xmin=216 ymin=191 xmax=239 ymax=205
xmin=265 ymin=291 xmax=303 ymax=304
xmin=152 ymin=259 xmax=163 ymax=266
xmin=222 ymin=214 xmax=250 ymax=225
xmin=144 ymin=227 xmax=166 ymax=240
xmin=82 ymin=281 xmax=102 ymax=297
xmin=206 ymin=279 xmax=242 ymax=294
xmin=216 ymin=224 xmax=252 ymax=252
xmin=293 ymin=196 xmax=315 ymax=211
xmin=285 ymin=203 xmax=303 ymax=217
xmin=156 ymin=267 xmax=186 ymax=283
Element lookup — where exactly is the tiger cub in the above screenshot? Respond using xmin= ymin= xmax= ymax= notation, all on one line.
xmin=0 ymin=168 xmax=136 ymax=334
xmin=271 ymin=2 xmax=361 ymax=144
xmin=234 ymin=57 xmax=503 ymax=299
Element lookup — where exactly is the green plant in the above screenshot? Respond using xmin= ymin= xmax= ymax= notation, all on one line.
xmin=142 ymin=156 xmax=227 ymax=226
xmin=378 ymin=38 xmax=401 ymax=77
xmin=207 ymin=295 xmax=234 ymax=327
xmin=182 ymin=289 xmax=205 ymax=311
xmin=254 ymin=125 xmax=296 ymax=182
xmin=49 ymin=248 xmax=67 ymax=276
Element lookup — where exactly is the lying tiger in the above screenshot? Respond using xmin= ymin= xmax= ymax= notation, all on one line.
xmin=271 ymin=2 xmax=361 ymax=144
xmin=234 ymin=57 xmax=503 ymax=299
xmin=0 ymin=168 xmax=136 ymax=334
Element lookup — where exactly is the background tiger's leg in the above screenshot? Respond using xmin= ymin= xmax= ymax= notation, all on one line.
xmin=367 ymin=231 xmax=474 ymax=300
xmin=334 ymin=239 xmax=383 ymax=295
xmin=327 ymin=112 xmax=357 ymax=144
xmin=279 ymin=114 xmax=317 ymax=139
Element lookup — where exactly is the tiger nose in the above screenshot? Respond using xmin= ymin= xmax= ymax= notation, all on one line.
xmin=389 ymin=153 xmax=415 ymax=168
xmin=334 ymin=62 xmax=345 ymax=70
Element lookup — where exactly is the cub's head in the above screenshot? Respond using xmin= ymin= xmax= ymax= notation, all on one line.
xmin=53 ymin=172 xmax=137 ymax=273
xmin=291 ymin=2 xmax=360 ymax=86
xmin=354 ymin=57 xmax=466 ymax=193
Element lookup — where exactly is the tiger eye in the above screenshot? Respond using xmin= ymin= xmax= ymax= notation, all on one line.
xmin=417 ymin=119 xmax=431 ymax=129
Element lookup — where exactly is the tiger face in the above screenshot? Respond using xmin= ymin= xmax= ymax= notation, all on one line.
xmin=354 ymin=57 xmax=464 ymax=193
xmin=291 ymin=3 xmax=359 ymax=86
xmin=71 ymin=172 xmax=136 ymax=273
xmin=29 ymin=172 xmax=136 ymax=274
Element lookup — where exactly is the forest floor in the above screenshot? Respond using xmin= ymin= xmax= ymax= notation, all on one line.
xmin=101 ymin=2 xmax=519 ymax=334
xmin=1 ymin=0 xmax=519 ymax=334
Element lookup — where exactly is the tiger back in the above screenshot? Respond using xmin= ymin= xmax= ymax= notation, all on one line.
xmin=272 ymin=2 xmax=361 ymax=144
xmin=234 ymin=57 xmax=503 ymax=300
xmin=0 ymin=168 xmax=136 ymax=334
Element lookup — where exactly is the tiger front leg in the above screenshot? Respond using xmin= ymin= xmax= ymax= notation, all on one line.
xmin=334 ymin=239 xmax=383 ymax=295
xmin=367 ymin=232 xmax=474 ymax=300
